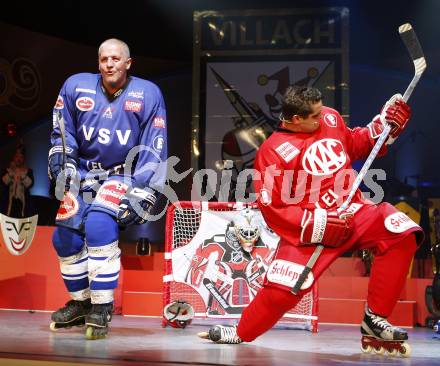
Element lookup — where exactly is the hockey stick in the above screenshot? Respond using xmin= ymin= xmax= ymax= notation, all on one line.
xmin=339 ymin=23 xmax=426 ymax=213
xmin=54 ymin=111 xmax=68 ymax=200
xmin=291 ymin=23 xmax=426 ymax=296
xmin=203 ymin=278 xmax=243 ymax=315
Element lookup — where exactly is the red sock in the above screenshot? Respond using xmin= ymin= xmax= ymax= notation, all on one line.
xmin=237 ymin=286 xmax=308 ymax=341
xmin=367 ymin=234 xmax=417 ymax=316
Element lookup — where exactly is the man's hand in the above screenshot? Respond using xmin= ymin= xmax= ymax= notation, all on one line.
xmin=117 ymin=187 xmax=157 ymax=226
xmin=300 ymin=208 xmax=353 ymax=248
xmin=48 ymin=147 xmax=77 ymax=183
xmin=367 ymin=94 xmax=412 ymax=144
xmin=48 ymin=150 xmax=79 ymax=198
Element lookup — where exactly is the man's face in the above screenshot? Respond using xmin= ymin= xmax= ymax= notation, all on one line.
xmin=98 ymin=43 xmax=131 ymax=92
xmin=294 ymin=101 xmax=323 ymax=133
xmin=283 ymin=101 xmax=323 ymax=133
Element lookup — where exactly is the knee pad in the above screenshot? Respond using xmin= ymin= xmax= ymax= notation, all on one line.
xmin=84 ymin=211 xmax=120 ymax=302
xmin=84 ymin=211 xmax=119 ymax=247
xmin=52 ymin=226 xmax=85 ymax=257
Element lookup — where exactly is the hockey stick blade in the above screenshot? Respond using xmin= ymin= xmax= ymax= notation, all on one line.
xmin=398 ymin=23 xmax=427 ymax=102
xmin=399 ymin=23 xmax=425 ymax=62
xmin=203 ymin=278 xmax=243 ymax=315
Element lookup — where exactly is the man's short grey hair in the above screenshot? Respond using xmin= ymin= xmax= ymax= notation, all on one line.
xmin=98 ymin=38 xmax=131 ymax=59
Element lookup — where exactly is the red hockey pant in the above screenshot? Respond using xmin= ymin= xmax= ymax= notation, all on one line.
xmin=237 ymin=234 xmax=417 ymax=342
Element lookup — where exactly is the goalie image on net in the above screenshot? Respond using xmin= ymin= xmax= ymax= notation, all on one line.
xmin=163 ymin=202 xmax=318 ymax=332
xmin=184 ymin=207 xmax=274 ymax=316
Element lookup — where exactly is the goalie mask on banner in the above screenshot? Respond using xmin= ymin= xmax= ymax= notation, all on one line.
xmin=230 ymin=207 xmax=262 ymax=253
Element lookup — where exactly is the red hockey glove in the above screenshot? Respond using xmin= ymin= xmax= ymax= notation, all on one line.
xmin=367 ymin=94 xmax=411 ymax=145
xmin=300 ymin=208 xmax=353 ymax=248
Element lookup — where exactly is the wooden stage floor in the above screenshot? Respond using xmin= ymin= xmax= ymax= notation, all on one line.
xmin=0 ymin=310 xmax=438 ymax=366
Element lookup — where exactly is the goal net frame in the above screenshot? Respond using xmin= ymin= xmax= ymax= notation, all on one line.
xmin=162 ymin=201 xmax=318 ymax=332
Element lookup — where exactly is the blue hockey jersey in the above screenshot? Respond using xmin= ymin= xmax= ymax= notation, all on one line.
xmin=50 ymin=73 xmax=167 ymax=192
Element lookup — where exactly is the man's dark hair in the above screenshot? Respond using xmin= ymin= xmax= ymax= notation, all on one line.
xmin=281 ymin=86 xmax=322 ymax=120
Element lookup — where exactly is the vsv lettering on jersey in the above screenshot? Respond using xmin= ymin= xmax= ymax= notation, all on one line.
xmin=82 ymin=125 xmax=132 ymax=145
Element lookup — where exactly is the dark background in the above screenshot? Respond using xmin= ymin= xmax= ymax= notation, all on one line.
xmin=0 ymin=0 xmax=439 ymax=251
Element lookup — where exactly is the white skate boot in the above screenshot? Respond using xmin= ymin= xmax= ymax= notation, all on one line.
xmin=360 ymin=305 xmax=411 ymax=357
xmin=197 ymin=325 xmax=243 ymax=344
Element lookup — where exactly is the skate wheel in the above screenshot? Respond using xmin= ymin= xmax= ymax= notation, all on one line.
xmin=361 ymin=344 xmax=372 ymax=353
xmin=386 ymin=348 xmax=398 ymax=357
xmin=85 ymin=326 xmax=94 ymax=340
xmin=373 ymin=346 xmax=384 ymax=355
xmin=197 ymin=331 xmax=210 ymax=339
xmin=85 ymin=326 xmax=100 ymax=340
xmin=398 ymin=342 xmax=411 ymax=358
xmin=85 ymin=326 xmax=107 ymax=340
xmin=49 ymin=322 xmax=58 ymax=331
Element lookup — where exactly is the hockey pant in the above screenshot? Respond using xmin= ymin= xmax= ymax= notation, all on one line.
xmin=237 ymin=233 xmax=417 ymax=342
xmin=52 ymin=210 xmax=120 ymax=304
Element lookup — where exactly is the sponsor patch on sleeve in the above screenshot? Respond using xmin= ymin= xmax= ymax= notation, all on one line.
xmin=384 ymin=212 xmax=419 ymax=233
xmin=153 ymin=136 xmax=165 ymax=152
xmin=323 ymin=113 xmax=338 ymax=127
xmin=54 ymin=95 xmax=64 ymax=110
xmin=266 ymin=259 xmax=314 ymax=290
xmin=153 ymin=116 xmax=166 ymax=128
xmin=274 ymin=142 xmax=300 ymax=163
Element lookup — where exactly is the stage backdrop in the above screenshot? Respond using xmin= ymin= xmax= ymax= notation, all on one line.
xmin=191 ymin=8 xmax=349 ymax=198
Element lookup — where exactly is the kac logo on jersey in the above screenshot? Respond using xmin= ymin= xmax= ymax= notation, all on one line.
xmin=124 ymin=100 xmax=142 ymax=112
xmin=76 ymin=96 xmax=95 ymax=111
xmin=153 ymin=136 xmax=164 ymax=152
xmin=54 ymin=95 xmax=64 ymax=110
xmin=302 ymin=138 xmax=346 ymax=176
xmin=323 ymin=113 xmax=337 ymax=127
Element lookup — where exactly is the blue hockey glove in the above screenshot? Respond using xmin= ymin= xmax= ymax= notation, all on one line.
xmin=117 ymin=187 xmax=157 ymax=226
xmin=48 ymin=146 xmax=77 ymax=182
xmin=48 ymin=147 xmax=79 ymax=198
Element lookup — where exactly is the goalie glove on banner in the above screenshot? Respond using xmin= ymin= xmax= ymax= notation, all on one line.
xmin=367 ymin=94 xmax=412 ymax=145
xmin=300 ymin=208 xmax=353 ymax=248
xmin=117 ymin=187 xmax=156 ymax=226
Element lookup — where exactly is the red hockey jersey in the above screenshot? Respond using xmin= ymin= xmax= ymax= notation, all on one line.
xmin=254 ymin=106 xmax=386 ymax=246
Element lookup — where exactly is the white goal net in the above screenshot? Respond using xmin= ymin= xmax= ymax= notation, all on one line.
xmin=163 ymin=201 xmax=318 ymax=332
